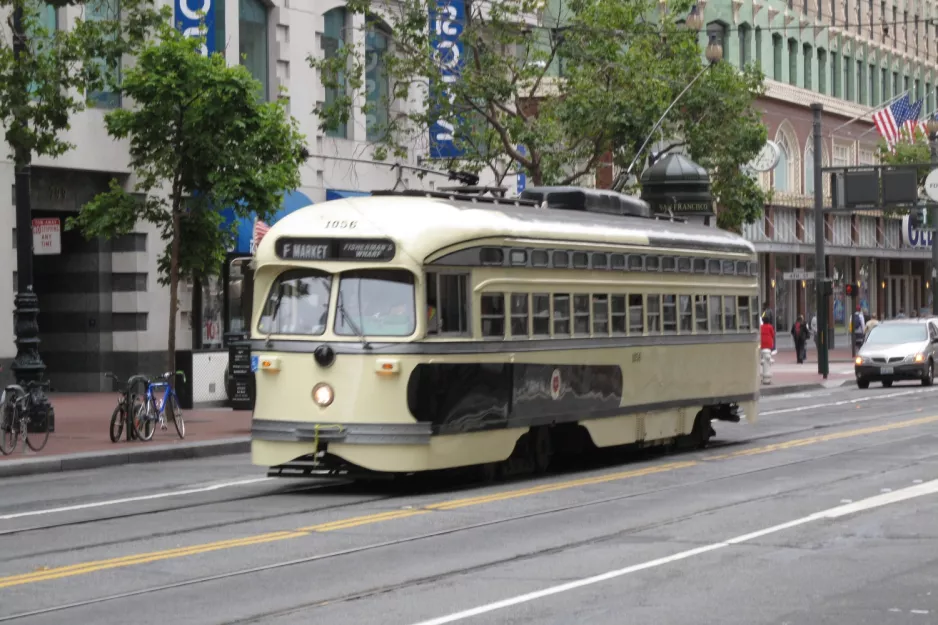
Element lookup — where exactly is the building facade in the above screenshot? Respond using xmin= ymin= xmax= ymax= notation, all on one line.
xmin=0 ymin=0 xmax=442 ymax=391
xmin=700 ymin=0 xmax=938 ymax=337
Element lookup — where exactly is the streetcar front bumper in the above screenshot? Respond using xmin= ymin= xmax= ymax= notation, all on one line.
xmin=251 ymin=419 xmax=432 ymax=446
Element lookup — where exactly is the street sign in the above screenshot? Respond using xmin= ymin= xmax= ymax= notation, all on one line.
xmin=925 ymin=169 xmax=938 ymax=203
xmin=782 ymin=269 xmax=815 ymax=281
xmin=32 ymin=217 xmax=61 ymax=255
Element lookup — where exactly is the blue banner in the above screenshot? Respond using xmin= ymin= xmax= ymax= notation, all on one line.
xmin=175 ymin=0 xmax=216 ymax=56
xmin=516 ymin=145 xmax=527 ymax=194
xmin=429 ymin=0 xmax=465 ymax=159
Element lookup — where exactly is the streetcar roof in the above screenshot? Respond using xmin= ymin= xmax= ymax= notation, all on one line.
xmin=254 ymin=193 xmax=756 ymax=265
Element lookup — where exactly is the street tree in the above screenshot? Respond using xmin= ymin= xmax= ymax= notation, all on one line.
xmin=876 ymin=132 xmax=933 ymax=219
xmin=311 ymin=0 xmax=768 ymax=231
xmin=68 ymin=23 xmax=307 ymax=379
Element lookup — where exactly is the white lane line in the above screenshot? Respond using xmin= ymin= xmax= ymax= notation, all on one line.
xmin=910 ymin=610 xmax=930 ymax=615
xmin=409 ymin=478 xmax=938 ymax=625
xmin=761 ymin=388 xmax=938 ymax=416
xmin=0 ymin=477 xmax=273 ymax=521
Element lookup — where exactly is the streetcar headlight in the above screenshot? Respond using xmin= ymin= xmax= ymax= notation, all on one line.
xmin=914 ymin=353 xmax=926 ymax=363
xmin=312 ymin=383 xmax=334 ymax=407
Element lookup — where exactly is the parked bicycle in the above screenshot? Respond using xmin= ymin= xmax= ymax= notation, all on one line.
xmin=136 ymin=371 xmax=186 ymax=441
xmin=0 ymin=380 xmax=52 ymax=455
xmin=104 ymin=372 xmax=149 ymax=443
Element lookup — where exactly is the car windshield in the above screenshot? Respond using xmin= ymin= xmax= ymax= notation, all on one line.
xmin=865 ymin=324 xmax=928 ymax=345
xmin=335 ymin=269 xmax=416 ymax=337
xmin=257 ymin=270 xmax=332 ymax=336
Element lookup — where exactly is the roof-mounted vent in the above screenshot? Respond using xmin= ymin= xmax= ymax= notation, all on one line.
xmin=520 ymin=186 xmax=652 ymax=219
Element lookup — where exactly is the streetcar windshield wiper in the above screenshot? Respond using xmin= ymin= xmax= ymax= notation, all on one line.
xmin=264 ymin=289 xmax=285 ymax=347
xmin=337 ymin=290 xmax=371 ymax=350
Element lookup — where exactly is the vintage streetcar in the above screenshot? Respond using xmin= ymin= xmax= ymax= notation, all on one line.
xmin=249 ymin=186 xmax=760 ymax=479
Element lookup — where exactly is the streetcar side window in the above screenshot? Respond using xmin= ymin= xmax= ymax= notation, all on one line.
xmin=628 ymin=294 xmax=643 ymax=333
xmin=646 ymin=294 xmax=661 ymax=334
xmin=679 ymin=295 xmax=692 ymax=332
xmin=592 ymin=295 xmax=609 ymax=336
xmin=426 ymin=272 xmax=470 ymax=336
xmin=532 ymin=294 xmax=550 ymax=335
xmin=510 ymin=293 xmax=529 ymax=338
xmin=694 ymin=295 xmax=709 ymax=332
xmin=662 ymin=294 xmax=677 ymax=333
xmin=573 ymin=295 xmax=590 ymax=335
xmin=553 ymin=294 xmax=571 ymax=336
xmin=709 ymin=295 xmax=723 ymax=332
xmin=480 ymin=293 xmax=505 ymax=337
xmin=610 ymin=295 xmax=626 ymax=335
xmin=737 ymin=296 xmax=750 ymax=331
xmin=723 ymin=296 xmax=737 ymax=331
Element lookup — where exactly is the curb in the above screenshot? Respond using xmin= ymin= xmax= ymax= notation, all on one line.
xmin=0 ymin=437 xmax=250 ymax=478
xmin=760 ymin=379 xmax=853 ymax=397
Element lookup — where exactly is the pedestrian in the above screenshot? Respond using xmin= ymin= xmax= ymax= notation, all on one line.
xmin=865 ymin=315 xmax=879 ymax=338
xmin=760 ymin=318 xmax=776 ymax=384
xmin=761 ymin=304 xmax=776 ymax=351
xmin=791 ymin=314 xmax=809 ymax=364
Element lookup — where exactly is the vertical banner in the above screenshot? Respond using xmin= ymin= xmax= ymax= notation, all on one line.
xmin=516 ymin=145 xmax=527 ymax=195
xmin=429 ymin=0 xmax=465 ymax=159
xmin=175 ymin=0 xmax=216 ymax=56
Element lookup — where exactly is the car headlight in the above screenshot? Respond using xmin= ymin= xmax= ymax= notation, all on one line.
xmin=312 ymin=383 xmax=334 ymax=407
xmin=914 ymin=353 xmax=926 ymax=363
xmin=855 ymin=356 xmax=864 ymax=365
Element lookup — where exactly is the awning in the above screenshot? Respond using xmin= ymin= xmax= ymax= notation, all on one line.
xmin=221 ymin=189 xmax=314 ymax=255
xmin=326 ymin=189 xmax=371 ymax=201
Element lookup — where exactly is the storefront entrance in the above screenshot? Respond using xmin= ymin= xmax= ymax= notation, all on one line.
xmin=885 ymin=275 xmax=921 ymax=318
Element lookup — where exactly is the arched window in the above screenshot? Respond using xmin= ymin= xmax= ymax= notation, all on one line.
xmin=239 ymin=0 xmax=269 ymax=99
xmin=804 ymin=144 xmax=814 ymax=195
xmin=365 ymin=20 xmax=390 ymax=142
xmin=774 ymin=134 xmax=791 ymax=192
xmin=322 ymin=7 xmax=348 ymax=139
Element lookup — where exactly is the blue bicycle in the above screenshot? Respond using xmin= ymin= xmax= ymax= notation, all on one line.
xmin=137 ymin=371 xmax=186 ymax=441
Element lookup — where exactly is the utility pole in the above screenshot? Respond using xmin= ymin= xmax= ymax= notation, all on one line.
xmin=812 ymin=103 xmax=829 ymax=379
xmin=11 ymin=1 xmax=53 ymax=424
xmin=931 ymin=127 xmax=938 ymax=316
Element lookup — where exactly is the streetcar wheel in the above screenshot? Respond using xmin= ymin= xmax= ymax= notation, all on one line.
xmin=923 ymin=362 xmax=934 ymax=387
xmin=168 ymin=394 xmax=185 ymax=439
xmin=531 ymin=427 xmax=552 ymax=474
xmin=691 ymin=410 xmax=713 ymax=449
xmin=110 ymin=405 xmax=125 ymax=443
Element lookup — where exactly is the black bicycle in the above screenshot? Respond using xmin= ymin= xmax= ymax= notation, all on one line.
xmin=0 ymin=380 xmax=52 ymax=455
xmin=104 ymin=372 xmax=148 ymax=443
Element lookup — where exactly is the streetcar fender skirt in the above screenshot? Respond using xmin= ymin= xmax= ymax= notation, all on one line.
xmin=581 ymin=407 xmax=695 ymax=448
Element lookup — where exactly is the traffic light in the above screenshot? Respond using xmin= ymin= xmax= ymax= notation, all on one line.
xmin=909 ymin=206 xmax=927 ymax=228
xmin=844 ymin=282 xmax=860 ymax=297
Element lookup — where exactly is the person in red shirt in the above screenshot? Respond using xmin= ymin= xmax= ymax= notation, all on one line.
xmin=760 ymin=319 xmax=776 ymax=351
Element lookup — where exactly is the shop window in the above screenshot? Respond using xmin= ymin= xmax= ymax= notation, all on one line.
xmin=592 ymin=295 xmax=609 ymax=335
xmin=695 ymin=295 xmax=709 ymax=332
xmin=510 ymin=293 xmax=529 ymax=337
xmin=240 ymin=0 xmax=269 ymax=100
xmin=480 ymin=293 xmax=505 ymax=337
xmin=662 ymin=294 xmax=677 ymax=333
xmin=709 ymin=295 xmax=723 ymax=332
xmin=628 ymin=294 xmax=643 ymax=333
xmin=322 ymin=7 xmax=349 ymax=138
xmin=226 ymin=258 xmax=252 ymax=335
xmin=426 ymin=273 xmax=469 ymax=335
xmin=724 ymin=296 xmax=737 ymax=330
xmin=532 ymin=294 xmax=550 ymax=335
xmin=573 ymin=294 xmax=590 ymax=334
xmin=365 ymin=19 xmax=390 ymax=142
xmin=646 ymin=294 xmax=661 ymax=334
xmin=679 ymin=295 xmax=692 ymax=332
xmin=737 ymin=295 xmax=750 ymax=330
xmin=553 ymin=294 xmax=571 ymax=336
xmin=610 ymin=295 xmax=626 ymax=335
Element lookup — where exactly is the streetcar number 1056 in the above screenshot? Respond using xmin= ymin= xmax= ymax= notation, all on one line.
xmin=325 ymin=220 xmax=357 ymax=229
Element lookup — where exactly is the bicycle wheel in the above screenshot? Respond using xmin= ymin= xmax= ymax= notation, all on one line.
xmin=110 ymin=404 xmax=125 ymax=443
xmin=137 ymin=399 xmax=156 ymax=441
xmin=168 ymin=394 xmax=185 ymax=439
xmin=127 ymin=394 xmax=145 ymax=441
xmin=0 ymin=395 xmax=17 ymax=455
xmin=25 ymin=408 xmax=50 ymax=452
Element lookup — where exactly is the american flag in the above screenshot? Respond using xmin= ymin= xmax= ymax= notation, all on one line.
xmin=872 ymin=94 xmax=919 ymax=145
xmin=250 ymin=219 xmax=270 ymax=254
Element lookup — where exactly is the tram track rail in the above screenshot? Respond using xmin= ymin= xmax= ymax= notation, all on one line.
xmin=2 ymin=426 xmax=937 ymax=623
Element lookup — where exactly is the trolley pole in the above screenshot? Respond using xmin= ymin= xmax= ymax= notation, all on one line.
xmin=812 ymin=103 xmax=829 ymax=379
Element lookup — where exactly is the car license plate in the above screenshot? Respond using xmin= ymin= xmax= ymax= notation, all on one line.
xmin=880 ymin=366 xmax=894 ymax=375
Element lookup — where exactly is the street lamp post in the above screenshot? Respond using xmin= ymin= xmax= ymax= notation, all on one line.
xmin=928 ymin=118 xmax=938 ymax=316
xmin=10 ymin=4 xmax=53 ymax=422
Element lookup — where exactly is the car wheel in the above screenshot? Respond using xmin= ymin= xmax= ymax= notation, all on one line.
xmin=857 ymin=380 xmax=870 ymax=389
xmin=882 ymin=379 xmax=893 ymax=388
xmin=923 ymin=361 xmax=934 ymax=387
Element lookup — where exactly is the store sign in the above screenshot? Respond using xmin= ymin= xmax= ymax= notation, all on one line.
xmin=275 ymin=238 xmax=396 ymax=262
xmin=428 ymin=0 xmax=465 ymax=159
xmin=32 ymin=218 xmax=61 ymax=255
xmin=648 ymin=200 xmax=714 ymax=215
xmin=901 ymin=215 xmax=934 ymax=249
xmin=175 ymin=0 xmax=216 ymax=56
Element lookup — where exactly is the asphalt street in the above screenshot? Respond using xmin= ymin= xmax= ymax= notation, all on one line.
xmin=2 ymin=381 xmax=938 ymax=624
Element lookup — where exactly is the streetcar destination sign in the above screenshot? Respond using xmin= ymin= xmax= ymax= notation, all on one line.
xmin=275 ymin=238 xmax=396 ymax=261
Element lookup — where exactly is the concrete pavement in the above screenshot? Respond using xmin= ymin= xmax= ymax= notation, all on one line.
xmin=1 ymin=383 xmax=937 ymax=623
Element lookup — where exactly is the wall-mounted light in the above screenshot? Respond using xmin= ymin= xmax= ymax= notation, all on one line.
xmin=881 ymin=280 xmax=886 ymax=289
xmin=771 ymin=278 xmax=776 ymax=288
xmin=801 ymin=280 xmax=806 ymax=288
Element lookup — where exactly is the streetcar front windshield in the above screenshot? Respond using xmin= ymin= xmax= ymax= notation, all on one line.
xmin=257 ymin=269 xmax=332 ymax=336
xmin=865 ymin=324 xmax=928 ymax=345
xmin=335 ymin=269 xmax=416 ymax=337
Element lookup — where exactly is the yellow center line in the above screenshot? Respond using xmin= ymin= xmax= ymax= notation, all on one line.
xmin=3 ymin=413 xmax=938 ymax=589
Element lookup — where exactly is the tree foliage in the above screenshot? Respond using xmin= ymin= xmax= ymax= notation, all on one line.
xmin=67 ymin=23 xmax=307 ymax=375
xmin=311 ymin=0 xmax=768 ymax=231
xmin=875 ymin=132 xmax=934 ymax=218
xmin=0 ymin=0 xmax=168 ymax=165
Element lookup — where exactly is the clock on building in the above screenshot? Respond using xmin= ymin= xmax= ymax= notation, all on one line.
xmin=745 ymin=140 xmax=782 ymax=172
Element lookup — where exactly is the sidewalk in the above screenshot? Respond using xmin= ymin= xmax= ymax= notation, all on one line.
xmin=760 ymin=344 xmax=856 ymax=392
xmin=0 ymin=393 xmax=251 ymax=477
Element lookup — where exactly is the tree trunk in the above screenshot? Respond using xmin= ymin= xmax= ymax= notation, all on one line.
xmin=167 ymin=208 xmax=182 ymax=388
